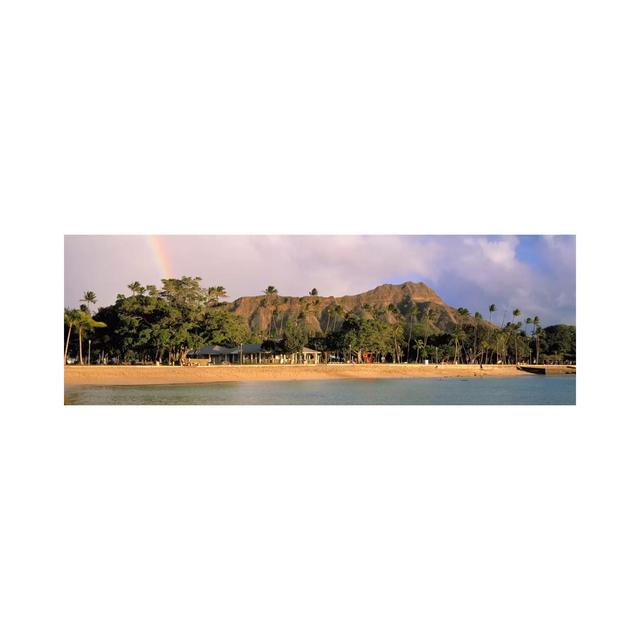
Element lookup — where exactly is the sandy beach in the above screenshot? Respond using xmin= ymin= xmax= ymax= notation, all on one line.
xmin=61 ymin=363 xmax=571 ymax=387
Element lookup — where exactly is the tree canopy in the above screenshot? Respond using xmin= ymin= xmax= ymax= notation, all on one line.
xmin=64 ymin=276 xmax=576 ymax=365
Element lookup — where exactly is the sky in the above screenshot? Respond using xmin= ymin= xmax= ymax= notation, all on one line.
xmin=64 ymin=235 xmax=576 ymax=325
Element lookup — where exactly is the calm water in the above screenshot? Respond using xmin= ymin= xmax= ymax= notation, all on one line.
xmin=65 ymin=376 xmax=576 ymax=405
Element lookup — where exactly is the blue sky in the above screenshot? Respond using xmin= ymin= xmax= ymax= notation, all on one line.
xmin=65 ymin=235 xmax=576 ymax=325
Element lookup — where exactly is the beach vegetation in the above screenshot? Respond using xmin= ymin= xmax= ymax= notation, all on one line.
xmin=64 ymin=308 xmax=106 ymax=365
xmin=64 ymin=278 xmax=576 ymax=366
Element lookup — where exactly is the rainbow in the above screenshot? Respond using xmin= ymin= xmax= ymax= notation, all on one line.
xmin=146 ymin=235 xmax=173 ymax=280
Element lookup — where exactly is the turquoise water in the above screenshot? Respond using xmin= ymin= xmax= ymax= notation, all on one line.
xmin=65 ymin=376 xmax=575 ymax=405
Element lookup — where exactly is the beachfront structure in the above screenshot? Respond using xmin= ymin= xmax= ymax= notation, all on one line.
xmin=187 ymin=343 xmax=271 ymax=364
xmin=296 ymin=347 xmax=322 ymax=364
xmin=187 ymin=344 xmax=236 ymax=365
xmin=187 ymin=344 xmax=322 ymax=365
xmin=228 ymin=343 xmax=273 ymax=364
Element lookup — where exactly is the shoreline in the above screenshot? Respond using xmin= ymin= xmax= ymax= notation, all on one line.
xmin=62 ymin=363 xmax=574 ymax=387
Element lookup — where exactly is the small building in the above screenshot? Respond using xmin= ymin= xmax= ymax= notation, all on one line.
xmin=269 ymin=346 xmax=322 ymax=365
xmin=187 ymin=344 xmax=235 ymax=365
xmin=226 ymin=343 xmax=274 ymax=364
xmin=300 ymin=347 xmax=321 ymax=364
xmin=187 ymin=343 xmax=322 ymax=365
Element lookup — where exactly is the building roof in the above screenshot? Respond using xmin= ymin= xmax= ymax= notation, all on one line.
xmin=226 ymin=343 xmax=271 ymax=355
xmin=188 ymin=344 xmax=234 ymax=357
xmin=189 ymin=343 xmax=322 ymax=357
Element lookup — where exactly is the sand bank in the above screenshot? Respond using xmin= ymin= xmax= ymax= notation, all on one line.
xmin=63 ymin=363 xmax=550 ymax=386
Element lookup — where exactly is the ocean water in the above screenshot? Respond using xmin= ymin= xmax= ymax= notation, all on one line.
xmin=65 ymin=375 xmax=576 ymax=405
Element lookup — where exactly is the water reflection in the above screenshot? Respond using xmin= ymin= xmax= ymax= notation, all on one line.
xmin=64 ymin=376 xmax=576 ymax=406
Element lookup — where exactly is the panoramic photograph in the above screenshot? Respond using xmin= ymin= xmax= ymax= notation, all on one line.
xmin=64 ymin=235 xmax=576 ymax=405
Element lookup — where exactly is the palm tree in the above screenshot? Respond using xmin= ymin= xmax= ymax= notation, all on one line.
xmin=75 ymin=311 xmax=107 ymax=365
xmin=298 ymin=300 xmax=313 ymax=330
xmin=391 ymin=324 xmax=403 ymax=363
xmin=77 ymin=313 xmax=85 ymax=365
xmin=128 ymin=281 xmax=144 ymax=295
xmin=455 ymin=309 xmax=470 ymax=363
xmin=64 ymin=308 xmax=79 ymax=364
xmin=414 ymin=339 xmax=425 ymax=363
xmin=489 ymin=303 xmax=498 ymax=363
xmin=81 ymin=291 xmax=97 ymax=316
xmin=262 ymin=286 xmax=279 ymax=337
xmin=495 ymin=328 xmax=509 ymax=363
xmin=279 ymin=302 xmax=289 ymax=334
xmin=323 ymin=305 xmax=334 ymax=334
xmin=479 ymin=337 xmax=491 ymax=365
xmin=271 ymin=301 xmax=280 ymax=337
xmin=376 ymin=305 xmax=397 ymax=360
xmin=406 ymin=302 xmax=417 ymax=363
xmin=452 ymin=326 xmax=466 ymax=364
xmin=533 ymin=316 xmax=541 ymax=363
xmin=473 ymin=311 xmax=482 ymax=362
xmin=206 ymin=286 xmax=228 ymax=306
xmin=512 ymin=308 xmax=522 ymax=363
xmin=420 ymin=305 xmax=434 ymax=362
xmin=331 ymin=305 xmax=344 ymax=333
xmin=525 ymin=317 xmax=533 ymax=363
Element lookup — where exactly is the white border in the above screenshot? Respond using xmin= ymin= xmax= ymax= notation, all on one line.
xmin=3 ymin=1 xmax=638 ymax=638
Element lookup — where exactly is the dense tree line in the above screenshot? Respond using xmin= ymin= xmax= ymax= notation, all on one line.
xmin=64 ymin=277 xmax=576 ymax=365
xmin=309 ymin=308 xmax=576 ymax=365
xmin=64 ymin=277 xmax=249 ymax=364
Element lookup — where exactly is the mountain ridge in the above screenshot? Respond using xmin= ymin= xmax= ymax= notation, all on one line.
xmin=226 ymin=281 xmax=489 ymax=337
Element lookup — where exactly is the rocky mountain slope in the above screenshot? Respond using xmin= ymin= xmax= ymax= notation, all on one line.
xmin=226 ymin=282 xmax=491 ymax=337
